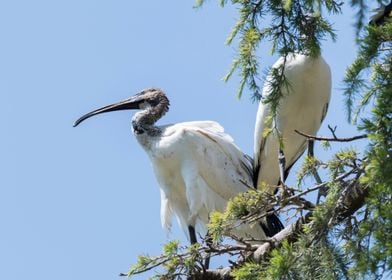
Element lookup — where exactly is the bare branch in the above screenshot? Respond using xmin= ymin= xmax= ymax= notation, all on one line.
xmin=253 ymin=176 xmax=367 ymax=262
xmin=190 ymin=267 xmax=232 ymax=280
xmin=194 ymin=178 xmax=368 ymax=280
xmin=245 ymin=168 xmax=359 ymax=224
xmin=328 ymin=125 xmax=338 ymax=139
xmin=294 ymin=129 xmax=368 ymax=142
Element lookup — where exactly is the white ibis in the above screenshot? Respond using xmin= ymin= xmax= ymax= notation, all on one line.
xmin=254 ymin=54 xmax=331 ymax=192
xmin=74 ymin=88 xmax=283 ymax=245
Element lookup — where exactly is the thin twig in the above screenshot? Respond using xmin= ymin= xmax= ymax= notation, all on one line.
xmin=244 ymin=167 xmax=360 ymax=224
xmin=328 ymin=125 xmax=338 ymax=138
xmin=294 ymin=129 xmax=368 ymax=142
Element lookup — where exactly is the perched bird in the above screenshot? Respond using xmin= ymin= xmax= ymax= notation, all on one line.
xmin=74 ymin=88 xmax=283 ymax=245
xmin=254 ymin=54 xmax=331 ymax=192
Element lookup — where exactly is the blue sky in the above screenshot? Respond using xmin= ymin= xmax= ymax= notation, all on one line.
xmin=1 ymin=1 xmax=371 ymax=279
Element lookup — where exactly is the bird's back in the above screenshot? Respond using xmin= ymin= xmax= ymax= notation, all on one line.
xmin=254 ymin=54 xmax=331 ymax=190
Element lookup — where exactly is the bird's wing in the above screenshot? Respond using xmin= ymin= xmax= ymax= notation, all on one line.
xmin=164 ymin=120 xmax=251 ymax=183
xmin=170 ymin=120 xmax=232 ymax=140
xmin=159 ymin=121 xmax=282 ymax=239
xmin=253 ymin=55 xmax=284 ymax=189
xmin=254 ymin=55 xmax=332 ymax=189
xmin=182 ymin=124 xmax=284 ymax=238
xmin=253 ymin=98 xmax=272 ymax=188
xmin=177 ymin=122 xmax=253 ymax=204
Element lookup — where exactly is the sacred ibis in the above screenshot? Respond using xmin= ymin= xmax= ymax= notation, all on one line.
xmin=254 ymin=54 xmax=331 ymax=192
xmin=74 ymin=88 xmax=283 ymax=244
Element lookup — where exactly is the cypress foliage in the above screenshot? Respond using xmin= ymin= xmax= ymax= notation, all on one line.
xmin=123 ymin=1 xmax=392 ymax=279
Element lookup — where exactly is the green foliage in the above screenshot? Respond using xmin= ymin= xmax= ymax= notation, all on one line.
xmin=349 ymin=0 xmax=387 ymax=36
xmin=261 ymin=240 xmax=300 ymax=279
xmin=208 ymin=211 xmax=226 ymax=242
xmin=230 ymin=261 xmax=264 ymax=280
xmin=124 ymin=240 xmax=205 ymax=279
xmin=263 ymin=64 xmax=290 ymax=123
xmin=296 ymin=155 xmax=324 ymax=185
xmin=127 ymin=254 xmax=155 ymax=277
xmin=350 ymin=0 xmax=369 ymax=36
xmin=233 ymin=237 xmax=350 ymax=279
xmin=310 ymin=181 xmax=343 ymax=234
xmin=320 ymin=139 xmax=331 ymax=150
xmin=341 ymin=17 xmax=392 ymax=280
xmin=124 ymin=154 xmax=366 ymax=279
xmin=124 ymin=2 xmax=392 ymax=279
xmin=343 ymin=22 xmax=392 ymax=123
xmin=224 ymin=26 xmax=262 ymax=99
xmin=199 ymin=0 xmax=340 ymax=101
xmin=327 ymin=148 xmax=359 ymax=178
xmin=208 ymin=189 xmax=274 ymax=240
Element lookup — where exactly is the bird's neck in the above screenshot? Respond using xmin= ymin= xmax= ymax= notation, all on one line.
xmin=132 ymin=101 xmax=169 ymax=137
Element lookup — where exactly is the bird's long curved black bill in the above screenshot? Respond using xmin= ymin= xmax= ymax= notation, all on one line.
xmin=73 ymin=96 xmax=142 ymax=127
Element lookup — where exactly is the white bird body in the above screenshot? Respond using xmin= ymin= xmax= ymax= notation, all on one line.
xmin=254 ymin=54 xmax=331 ymax=191
xmin=137 ymin=120 xmax=266 ymax=239
xmin=74 ymin=89 xmax=282 ymax=243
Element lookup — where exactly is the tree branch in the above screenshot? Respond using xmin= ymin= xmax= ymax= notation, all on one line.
xmin=194 ymin=179 xmax=368 ymax=279
xmin=189 ymin=267 xmax=232 ymax=280
xmin=294 ymin=129 xmax=368 ymax=142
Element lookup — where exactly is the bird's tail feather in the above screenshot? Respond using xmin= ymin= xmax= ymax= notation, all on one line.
xmin=260 ymin=211 xmax=284 ymax=237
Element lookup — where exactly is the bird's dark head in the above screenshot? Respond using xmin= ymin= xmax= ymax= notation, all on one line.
xmin=73 ymin=88 xmax=170 ymax=127
xmin=136 ymin=88 xmax=169 ymax=112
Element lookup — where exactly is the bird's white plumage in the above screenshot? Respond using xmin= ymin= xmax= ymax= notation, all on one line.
xmin=75 ymin=89 xmax=282 ymax=243
xmin=136 ymin=120 xmax=267 ymax=241
xmin=254 ymin=54 xmax=331 ymax=191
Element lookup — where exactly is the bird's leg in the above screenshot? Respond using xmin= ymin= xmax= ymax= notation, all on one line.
xmin=188 ymin=226 xmax=211 ymax=270
xmin=278 ymin=149 xmax=286 ymax=185
xmin=203 ymin=232 xmax=213 ymax=270
xmin=307 ymin=140 xmax=325 ymax=204
xmin=278 ymin=148 xmax=292 ymax=199
xmin=278 ymin=148 xmax=290 ymax=197
xmin=188 ymin=225 xmax=197 ymax=245
xmin=308 ymin=139 xmax=314 ymax=157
